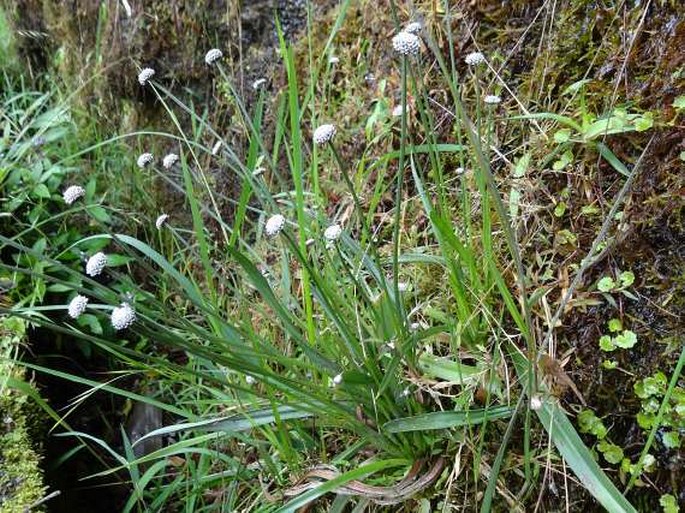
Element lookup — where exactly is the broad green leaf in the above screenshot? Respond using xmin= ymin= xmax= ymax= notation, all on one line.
xmin=383 ymin=406 xmax=513 ymax=433
xmin=510 ymin=348 xmax=636 ymax=513
xmin=419 ymin=353 xmax=481 ymax=385
xmin=134 ymin=405 xmax=313 ymax=446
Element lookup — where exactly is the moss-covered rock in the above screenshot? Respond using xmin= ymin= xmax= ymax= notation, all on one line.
xmin=0 ymin=316 xmax=47 ymax=513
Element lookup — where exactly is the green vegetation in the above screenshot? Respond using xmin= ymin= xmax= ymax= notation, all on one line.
xmin=1 ymin=0 xmax=683 ymax=511
xmin=1 ymin=317 xmax=47 ymax=512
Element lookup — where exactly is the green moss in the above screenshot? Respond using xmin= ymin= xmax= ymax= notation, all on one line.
xmin=0 ymin=316 xmax=47 ymax=513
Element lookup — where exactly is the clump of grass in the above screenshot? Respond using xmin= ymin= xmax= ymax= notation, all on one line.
xmin=2 ymin=0 xmax=678 ymax=511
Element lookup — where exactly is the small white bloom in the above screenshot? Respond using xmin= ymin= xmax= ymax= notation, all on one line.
xmin=138 ymin=67 xmax=155 ymax=85
xmin=137 ymin=152 xmax=154 ymax=168
xmin=392 ymin=104 xmax=407 ymax=117
xmin=155 ymin=213 xmax=169 ymax=229
xmin=484 ymin=94 xmax=502 ymax=105
xmin=404 ymin=22 xmax=422 ymax=35
xmin=111 ymin=303 xmax=136 ymax=331
xmin=464 ymin=51 xmax=486 ymax=66
xmin=332 ymin=373 xmax=343 ymax=385
xmin=265 ymin=214 xmax=286 ymax=237
xmin=245 ymin=375 xmax=256 ymax=385
xmin=211 ymin=141 xmax=222 ymax=155
xmin=252 ymin=78 xmax=267 ymax=90
xmin=323 ymin=224 xmax=342 ymax=242
xmin=328 ymin=56 xmax=339 ymax=64
xmin=313 ymin=124 xmax=336 ymax=145
xmin=204 ymin=48 xmax=223 ymax=65
xmin=397 ymin=281 xmax=409 ymax=292
xmin=63 ymin=185 xmax=85 ymax=205
xmin=67 ymin=295 xmax=89 ymax=319
xmin=386 ymin=341 xmax=396 ymax=350
xmin=530 ymin=394 xmax=544 ymax=411
xmin=162 ymin=153 xmax=179 ymax=169
xmin=85 ymin=252 xmax=107 ymax=277
xmin=401 ymin=387 xmax=411 ymax=397
xmin=410 ymin=322 xmax=420 ymax=331
xmin=455 ymin=167 xmax=465 ymax=175
xmin=392 ymin=31 xmax=421 ymax=56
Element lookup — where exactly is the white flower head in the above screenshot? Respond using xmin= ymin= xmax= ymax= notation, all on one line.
xmin=392 ymin=31 xmax=421 ymax=56
xmin=111 ymin=302 xmax=136 ymax=331
xmin=68 ymin=295 xmax=89 ymax=319
xmin=138 ymin=67 xmax=155 ymax=86
xmin=392 ymin=104 xmax=407 ymax=117
xmin=397 ymin=281 xmax=409 ymax=292
xmin=245 ymin=375 xmax=256 ymax=385
xmin=211 ymin=140 xmax=222 ymax=155
xmin=137 ymin=152 xmax=154 ymax=168
xmin=332 ymin=373 xmax=343 ymax=386
xmin=409 ymin=322 xmax=420 ymax=331
xmin=323 ymin=224 xmax=342 ymax=243
xmin=252 ymin=78 xmax=267 ymax=90
xmin=204 ymin=48 xmax=223 ymax=65
xmin=85 ymin=252 xmax=107 ymax=277
xmin=313 ymin=124 xmax=336 ymax=145
xmin=455 ymin=167 xmax=465 ymax=175
xmin=162 ymin=153 xmax=179 ymax=169
xmin=401 ymin=387 xmax=411 ymax=397
xmin=404 ymin=22 xmax=422 ymax=35
xmin=328 ymin=56 xmax=339 ymax=64
xmin=63 ymin=185 xmax=85 ymax=205
xmin=464 ymin=51 xmax=486 ymax=66
xmin=530 ymin=394 xmax=544 ymax=411
xmin=484 ymin=94 xmax=502 ymax=105
xmin=155 ymin=213 xmax=169 ymax=229
xmin=265 ymin=214 xmax=286 ymax=237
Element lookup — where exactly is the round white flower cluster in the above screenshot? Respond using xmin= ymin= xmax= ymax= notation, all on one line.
xmin=204 ymin=48 xmax=223 ymax=65
xmin=155 ymin=214 xmax=169 ymax=230
xmin=313 ymin=124 xmax=336 ymax=146
xmin=392 ymin=31 xmax=421 ymax=56
xmin=252 ymin=78 xmax=267 ymax=90
xmin=404 ymin=22 xmax=422 ymax=35
xmin=530 ymin=394 xmax=544 ymax=411
xmin=265 ymin=214 xmax=285 ymax=237
xmin=323 ymin=224 xmax=342 ymax=243
xmin=63 ymin=185 xmax=85 ymax=205
xmin=162 ymin=153 xmax=178 ymax=169
xmin=392 ymin=105 xmax=407 ymax=117
xmin=138 ymin=68 xmax=155 ymax=86
xmin=464 ymin=51 xmax=486 ymax=66
xmin=484 ymin=94 xmax=502 ymax=105
xmin=67 ymin=295 xmax=89 ymax=319
xmin=85 ymin=252 xmax=107 ymax=277
xmin=137 ymin=153 xmax=154 ymax=168
xmin=111 ymin=303 xmax=136 ymax=331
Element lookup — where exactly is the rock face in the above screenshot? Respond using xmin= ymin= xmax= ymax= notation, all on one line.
xmin=125 ymin=400 xmax=164 ymax=460
xmin=3 ymin=0 xmax=310 ymax=120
